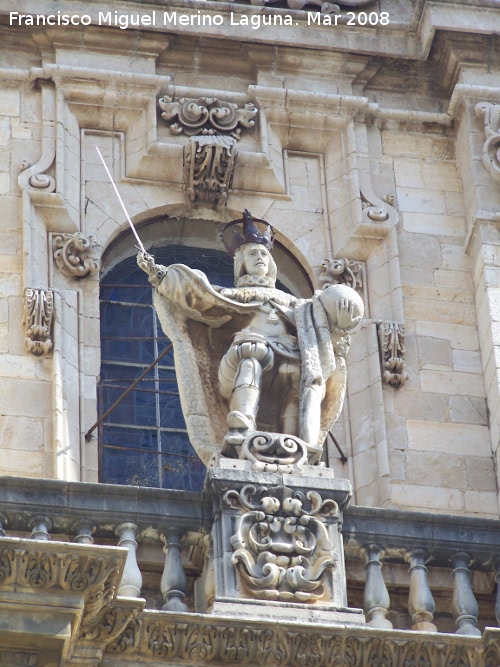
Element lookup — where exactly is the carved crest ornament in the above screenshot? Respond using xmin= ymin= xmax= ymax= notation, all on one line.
xmin=224 ymin=485 xmax=339 ymax=602
xmin=160 ymin=96 xmax=258 ymax=208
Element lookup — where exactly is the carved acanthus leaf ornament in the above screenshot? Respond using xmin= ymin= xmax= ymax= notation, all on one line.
xmin=52 ymin=232 xmax=100 ymax=279
xmin=224 ymin=484 xmax=338 ymax=602
xmin=377 ymin=320 xmax=407 ymax=387
xmin=22 ymin=288 xmax=54 ymax=356
xmin=318 ymin=258 xmax=365 ymax=296
xmin=184 ymin=135 xmax=237 ymax=208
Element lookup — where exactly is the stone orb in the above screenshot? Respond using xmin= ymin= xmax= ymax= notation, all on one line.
xmin=318 ymin=284 xmax=364 ymax=331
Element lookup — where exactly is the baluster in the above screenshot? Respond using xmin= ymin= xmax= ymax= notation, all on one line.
xmin=161 ymin=526 xmax=188 ymax=612
xmin=451 ymin=551 xmax=481 ymax=636
xmin=73 ymin=519 xmax=96 ymax=544
xmin=362 ymin=543 xmax=393 ymax=629
xmin=406 ymin=548 xmax=437 ymax=632
xmin=0 ymin=512 xmax=7 ymax=537
xmin=28 ymin=514 xmax=52 ymax=541
xmin=495 ymin=557 xmax=500 ymax=626
xmin=115 ymin=522 xmax=142 ymax=598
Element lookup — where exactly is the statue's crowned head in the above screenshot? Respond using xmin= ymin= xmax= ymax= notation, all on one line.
xmin=221 ymin=210 xmax=277 ymax=286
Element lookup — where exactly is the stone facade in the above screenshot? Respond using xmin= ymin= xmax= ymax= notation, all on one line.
xmin=1 ymin=0 xmax=500 ymax=664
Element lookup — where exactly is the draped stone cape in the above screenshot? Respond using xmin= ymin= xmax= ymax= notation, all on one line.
xmin=153 ymin=264 xmax=347 ymax=467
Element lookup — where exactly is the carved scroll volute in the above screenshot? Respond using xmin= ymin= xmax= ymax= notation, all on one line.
xmin=360 ymin=188 xmax=397 ymax=226
xmin=475 ymin=102 xmax=500 ymax=183
xmin=377 ymin=320 xmax=407 ymax=387
xmin=22 ymin=288 xmax=54 ymax=356
xmin=52 ymin=232 xmax=100 ymax=279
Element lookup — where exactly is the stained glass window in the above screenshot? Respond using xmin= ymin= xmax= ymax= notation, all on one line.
xmin=98 ymin=246 xmax=235 ymax=491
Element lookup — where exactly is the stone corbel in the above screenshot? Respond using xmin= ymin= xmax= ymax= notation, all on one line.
xmin=159 ymin=95 xmax=258 ymax=139
xmin=22 ymin=288 xmax=54 ymax=356
xmin=52 ymin=232 xmax=101 ymax=279
xmin=377 ymin=320 xmax=407 ymax=387
xmin=475 ymin=102 xmax=500 ymax=183
xmin=183 ymin=135 xmax=237 ymax=208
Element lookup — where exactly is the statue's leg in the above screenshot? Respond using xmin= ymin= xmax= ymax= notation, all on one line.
xmin=227 ymin=357 xmax=262 ymax=431
xmin=219 ymin=342 xmax=273 ymax=450
xmin=278 ymin=361 xmax=300 ymax=436
xmin=300 ymin=382 xmax=326 ymax=447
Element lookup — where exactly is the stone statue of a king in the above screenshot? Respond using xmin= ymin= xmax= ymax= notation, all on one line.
xmin=138 ymin=211 xmax=363 ymax=468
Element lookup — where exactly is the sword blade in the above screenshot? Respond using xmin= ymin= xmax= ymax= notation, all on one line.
xmin=95 ymin=146 xmax=146 ymax=254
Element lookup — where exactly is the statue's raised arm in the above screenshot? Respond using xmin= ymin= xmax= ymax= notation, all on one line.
xmin=137 ymin=210 xmax=363 ymax=469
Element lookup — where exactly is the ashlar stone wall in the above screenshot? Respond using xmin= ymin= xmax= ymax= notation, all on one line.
xmin=0 ymin=2 xmax=499 ymax=518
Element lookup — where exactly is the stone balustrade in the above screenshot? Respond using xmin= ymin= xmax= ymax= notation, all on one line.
xmin=0 ymin=476 xmax=499 ymax=656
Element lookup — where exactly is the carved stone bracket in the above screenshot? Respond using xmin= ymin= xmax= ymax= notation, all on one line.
xmin=22 ymin=288 xmax=54 ymax=356
xmin=160 ymin=96 xmax=258 ymax=139
xmin=239 ymin=431 xmax=322 ymax=473
xmin=377 ymin=321 xmax=407 ymax=387
xmin=223 ymin=484 xmax=338 ymax=602
xmin=184 ymin=135 xmax=237 ymax=208
xmin=475 ymin=102 xmax=500 ymax=183
xmin=52 ymin=232 xmax=100 ymax=279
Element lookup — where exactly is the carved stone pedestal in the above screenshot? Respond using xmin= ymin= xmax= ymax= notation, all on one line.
xmin=204 ymin=459 xmax=365 ymax=626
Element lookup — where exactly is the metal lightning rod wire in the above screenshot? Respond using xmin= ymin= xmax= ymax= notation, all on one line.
xmin=95 ymin=146 xmax=146 ymax=254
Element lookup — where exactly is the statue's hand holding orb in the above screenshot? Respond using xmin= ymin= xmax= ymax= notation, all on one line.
xmin=318 ymin=284 xmax=364 ymax=332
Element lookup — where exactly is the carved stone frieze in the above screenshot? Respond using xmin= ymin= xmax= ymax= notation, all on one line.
xmin=22 ymin=288 xmax=54 ymax=356
xmin=106 ymin=613 xmax=488 ymax=666
xmin=160 ymin=96 xmax=258 ymax=139
xmin=183 ymin=135 xmax=237 ymax=208
xmin=377 ymin=321 xmax=407 ymax=387
xmin=223 ymin=484 xmax=338 ymax=602
xmin=79 ymin=601 xmax=143 ymax=646
xmin=52 ymin=232 xmax=100 ymax=279
xmin=475 ymin=102 xmax=500 ymax=183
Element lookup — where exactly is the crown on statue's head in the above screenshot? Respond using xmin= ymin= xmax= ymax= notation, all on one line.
xmin=220 ymin=210 xmax=275 ymax=257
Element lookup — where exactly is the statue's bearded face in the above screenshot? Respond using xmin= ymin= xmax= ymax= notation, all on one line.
xmin=242 ymin=244 xmax=270 ymax=277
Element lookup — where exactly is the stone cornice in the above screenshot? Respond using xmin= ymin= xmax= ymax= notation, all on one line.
xmin=1 ymin=0 xmax=499 ymax=60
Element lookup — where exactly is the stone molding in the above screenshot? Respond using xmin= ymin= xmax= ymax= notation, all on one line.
xmin=475 ymin=102 xmax=500 ymax=183
xmin=22 ymin=288 xmax=54 ymax=356
xmin=377 ymin=321 xmax=407 ymax=387
xmin=0 ymin=652 xmax=38 ymax=667
xmin=159 ymin=96 xmax=258 ymax=139
xmin=51 ymin=232 xmax=100 ymax=279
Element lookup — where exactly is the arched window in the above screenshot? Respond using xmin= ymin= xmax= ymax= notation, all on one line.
xmin=98 ymin=245 xmax=236 ymax=491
